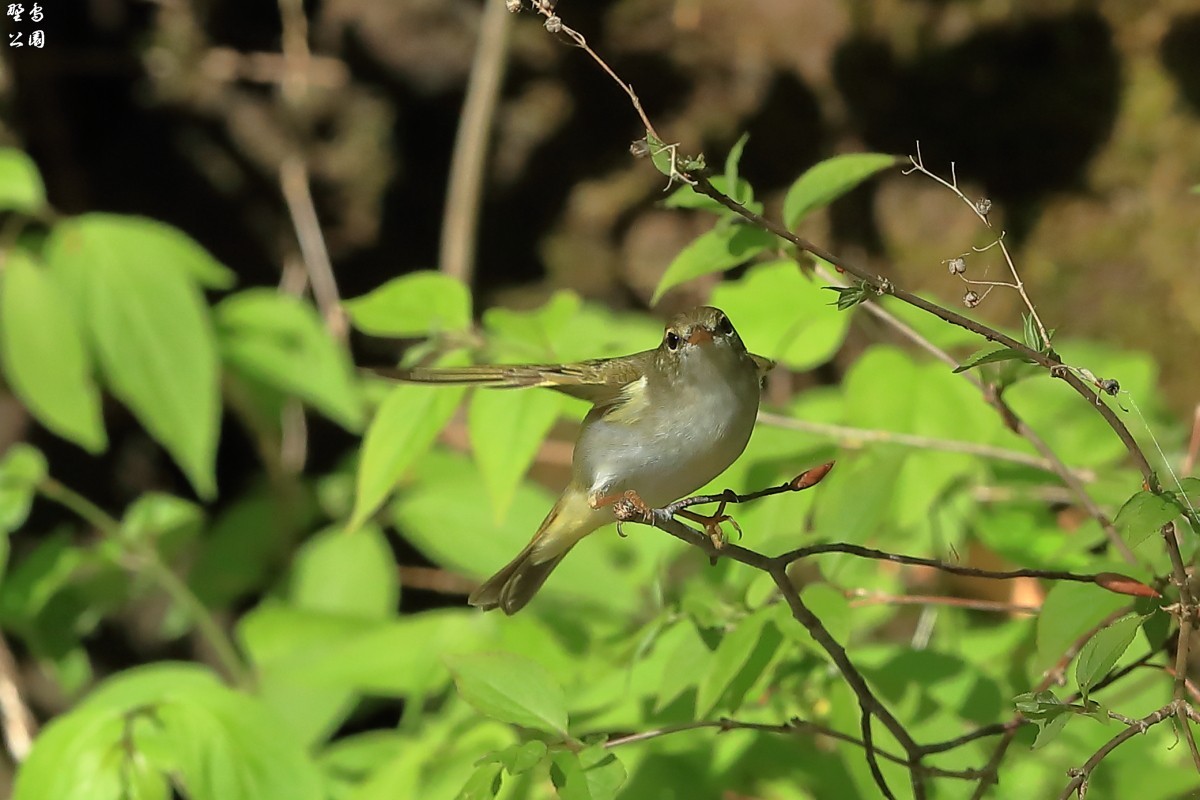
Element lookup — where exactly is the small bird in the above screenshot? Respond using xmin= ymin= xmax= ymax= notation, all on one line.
xmin=393 ymin=306 xmax=773 ymax=614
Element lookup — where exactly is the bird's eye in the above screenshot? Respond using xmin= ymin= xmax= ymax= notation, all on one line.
xmin=665 ymin=331 xmax=681 ymax=351
xmin=717 ymin=315 xmax=734 ymax=335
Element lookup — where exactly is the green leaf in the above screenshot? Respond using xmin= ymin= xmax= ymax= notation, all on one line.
xmin=695 ymin=609 xmax=770 ymax=718
xmin=0 ymin=149 xmax=46 ymax=213
xmin=783 ymin=153 xmax=898 ymax=229
xmin=15 ymin=663 xmax=322 ymax=800
xmin=350 ymin=353 xmax=467 ymax=529
xmin=1034 ymin=583 xmax=1127 ymax=678
xmin=711 ymin=261 xmax=853 ymax=371
xmin=478 ymin=740 xmax=549 ymax=776
xmin=120 ymin=492 xmax=203 ymax=544
xmin=0 ymin=252 xmax=106 ymax=451
xmin=655 ymin=621 xmax=710 ymax=713
xmin=824 ymin=282 xmax=871 ymax=311
xmin=46 ymin=216 xmax=223 ymax=498
xmin=1013 ymin=690 xmax=1074 ymax=750
xmin=391 ymin=452 xmax=639 ymax=614
xmin=483 ymin=291 xmax=581 ymax=362
xmin=577 ymin=746 xmax=626 ymax=800
xmin=1076 ymin=614 xmax=1147 ymax=700
xmin=663 ymin=175 xmax=756 ymax=214
xmin=0 ymin=444 xmax=47 ymax=535
xmin=952 ymin=346 xmax=1030 ymax=373
xmin=216 ymin=289 xmax=363 ymax=430
xmin=1115 ymin=490 xmax=1178 ymax=548
xmin=289 ymin=524 xmax=397 ymax=619
xmin=455 ymin=762 xmax=504 ymax=800
xmin=550 ymin=751 xmax=592 ymax=800
xmin=724 ymin=133 xmax=750 ymax=200
xmin=344 ymin=271 xmax=471 ymax=337
xmin=447 ymin=652 xmax=569 ymax=736
xmin=469 ymin=388 xmax=561 ymax=522
xmin=1021 ymin=313 xmax=1045 ymax=352
xmin=47 ymin=214 xmax=235 ymax=291
xmin=645 ymin=132 xmax=673 ymax=178
xmin=651 ymin=224 xmax=775 ymax=304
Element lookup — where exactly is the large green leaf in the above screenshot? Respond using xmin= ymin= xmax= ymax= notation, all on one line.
xmin=216 ymin=289 xmax=363 ymax=430
xmin=0 ymin=148 xmax=46 ymax=213
xmin=1034 ymin=582 xmax=1127 ymax=679
xmin=711 ymin=260 xmax=853 ymax=371
xmin=1076 ymin=613 xmax=1147 ymax=700
xmin=651 ymin=223 xmax=775 ymax=304
xmin=351 ymin=384 xmax=465 ymax=530
xmin=469 ymin=388 xmax=561 ymax=522
xmin=46 ymin=215 xmax=224 ymax=497
xmin=447 ymin=652 xmax=569 ymax=736
xmin=344 ymin=271 xmax=471 ymax=337
xmin=783 ymin=153 xmax=899 ymax=229
xmin=695 ymin=607 xmax=779 ymax=718
xmin=0 ymin=252 xmax=105 ymax=451
xmin=14 ymin=663 xmax=322 ymax=800
xmin=390 ymin=451 xmax=641 ymax=614
xmin=289 ymin=524 xmax=397 ymax=619
xmin=1114 ymin=490 xmax=1178 ymax=548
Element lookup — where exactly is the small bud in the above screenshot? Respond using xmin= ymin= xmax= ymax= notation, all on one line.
xmin=544 ymin=14 xmax=562 ymax=33
xmin=629 ymin=139 xmax=650 ymax=158
xmin=975 ymin=197 xmax=992 ymax=216
xmin=505 ymin=0 xmax=522 ymax=12
xmin=1095 ymin=572 xmax=1160 ymax=599
xmin=791 ymin=461 xmax=835 ymax=490
xmin=963 ymin=290 xmax=980 ymax=308
xmin=947 ymin=257 xmax=966 ymax=275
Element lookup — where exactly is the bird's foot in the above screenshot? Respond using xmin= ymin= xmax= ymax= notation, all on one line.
xmin=595 ymin=489 xmax=655 ymax=538
xmin=678 ymin=500 xmax=742 ymax=551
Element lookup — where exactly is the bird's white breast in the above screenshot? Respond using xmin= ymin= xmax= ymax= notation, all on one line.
xmin=574 ymin=346 xmax=760 ymax=510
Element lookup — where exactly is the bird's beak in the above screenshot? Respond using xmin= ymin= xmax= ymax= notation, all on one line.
xmin=687 ymin=327 xmax=713 ymax=346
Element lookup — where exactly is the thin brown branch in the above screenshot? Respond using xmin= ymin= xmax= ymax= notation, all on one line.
xmin=614 ymin=473 xmax=927 ymax=800
xmin=1057 ymin=702 xmax=1180 ymax=800
xmin=0 ymin=632 xmax=35 ymax=762
xmin=1184 ymin=403 xmax=1200 ymax=475
xmin=846 ymin=590 xmax=1040 ymax=616
xmin=689 ymin=175 xmax=1155 ymax=486
xmin=279 ymin=156 xmax=347 ymax=342
xmin=1162 ymin=521 xmax=1200 ymax=771
xmin=399 ymin=565 xmax=476 ymax=596
xmin=602 ymin=716 xmax=982 ymax=780
xmin=441 ymin=0 xmax=512 ymax=282
xmin=758 ymin=411 xmax=1095 ymax=479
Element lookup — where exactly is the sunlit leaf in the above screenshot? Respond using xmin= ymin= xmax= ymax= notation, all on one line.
xmin=0 ymin=149 xmax=45 ymax=212
xmin=783 ymin=153 xmax=899 ymax=229
xmin=447 ymin=652 xmax=569 ymax=736
xmin=1114 ymin=490 xmax=1178 ymax=548
xmin=46 ymin=215 xmax=224 ymax=497
xmin=469 ymin=389 xmax=561 ymax=523
xmin=350 ymin=353 xmax=468 ymax=530
xmin=216 ymin=289 xmax=363 ymax=431
xmin=651 ymin=224 xmax=775 ymax=304
xmin=1076 ymin=614 xmax=1147 ymax=700
xmin=344 ymin=271 xmax=471 ymax=337
xmin=0 ymin=252 xmax=105 ymax=451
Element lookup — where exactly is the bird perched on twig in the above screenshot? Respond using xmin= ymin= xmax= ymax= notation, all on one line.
xmin=389 ymin=306 xmax=772 ymax=614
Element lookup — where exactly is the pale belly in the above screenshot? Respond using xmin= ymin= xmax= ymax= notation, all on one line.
xmin=572 ymin=358 xmax=760 ymax=512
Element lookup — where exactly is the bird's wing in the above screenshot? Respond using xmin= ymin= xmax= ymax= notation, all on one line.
xmin=376 ymin=352 xmax=652 ymax=405
xmin=750 ymin=353 xmax=775 ymax=380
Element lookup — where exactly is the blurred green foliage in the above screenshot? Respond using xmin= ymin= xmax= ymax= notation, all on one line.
xmin=0 ymin=145 xmax=1196 ymax=799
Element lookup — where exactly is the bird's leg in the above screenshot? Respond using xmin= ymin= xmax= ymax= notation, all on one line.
xmin=677 ymin=489 xmax=741 ymax=549
xmin=590 ymin=489 xmax=654 ymax=538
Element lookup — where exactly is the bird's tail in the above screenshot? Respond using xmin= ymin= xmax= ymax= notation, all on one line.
xmin=468 ymin=542 xmax=575 ymax=615
xmin=468 ymin=488 xmax=595 ymax=615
